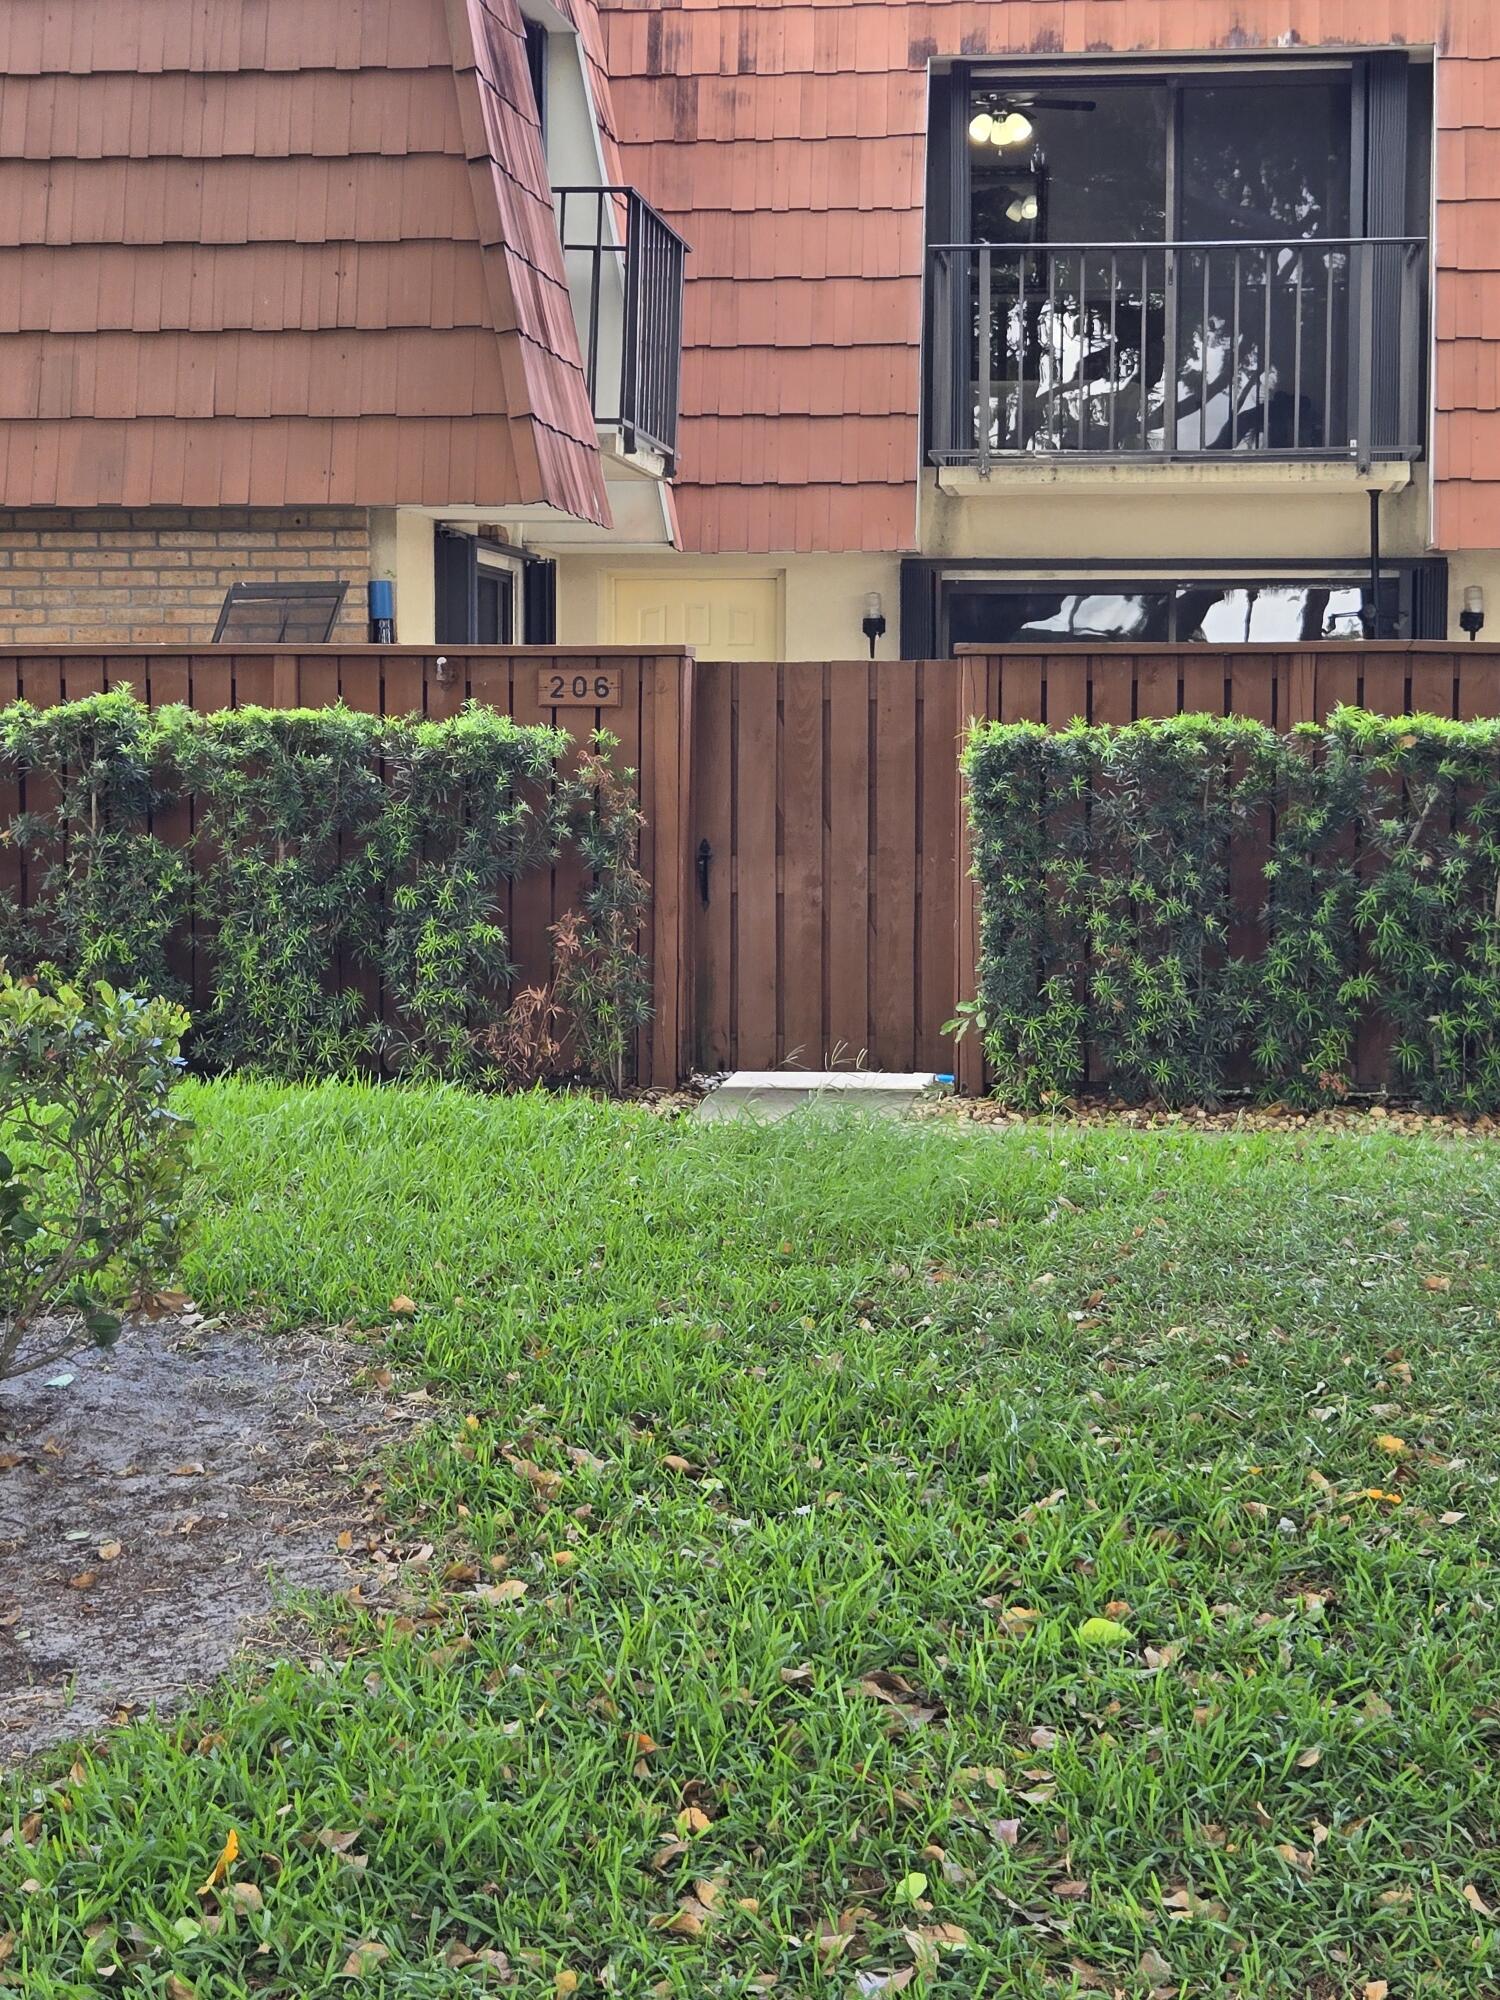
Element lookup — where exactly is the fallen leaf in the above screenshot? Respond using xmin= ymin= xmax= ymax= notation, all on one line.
xmin=1138 ymin=1947 xmax=1173 ymax=1981
xmin=1029 ymin=1725 xmax=1058 ymax=1750
xmin=1374 ymin=1435 xmax=1407 ymax=1457
xmin=893 ymin=1872 xmax=928 ymax=1905
xmin=226 ymin=1882 xmax=264 ymax=1912
xmin=390 ymin=1296 xmax=418 ymax=1315
xmin=171 ymin=1462 xmax=205 ymax=1479
xmin=662 ymin=1455 xmax=698 ymax=1475
xmin=1364 ymin=1983 xmax=1390 ymax=2000
xmin=98 ymin=1541 xmax=123 ymax=1562
xmin=675 ymin=1807 xmax=712 ymax=1837
xmin=198 ymin=1829 xmax=239 ymax=1894
xmin=854 ymin=1973 xmax=914 ymax=1996
xmin=555 ymin=1973 xmax=580 ymax=1997
xmin=476 ymin=1579 xmax=528 ymax=1604
xmin=1296 ymin=1747 xmax=1323 ymax=1769
xmin=68 ymin=1569 xmax=97 ymax=1590
xmin=1463 ymin=1883 xmax=1494 ymax=1918
xmin=165 ymin=1978 xmax=197 ymax=2000
xmin=316 ymin=1830 xmax=363 ymax=1854
xmin=988 ymin=1818 xmax=1021 ymax=1847
xmin=1377 ymin=1887 xmax=1413 ymax=1907
xmin=1075 ymin=1617 xmax=1131 ymax=1647
xmin=1052 ymin=1878 xmax=1090 ymax=1899
xmin=1422 ymin=1276 xmax=1452 ymax=1293
xmin=341 ymin=1940 xmax=391 ymax=1976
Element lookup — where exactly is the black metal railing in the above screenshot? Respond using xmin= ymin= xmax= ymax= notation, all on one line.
xmin=555 ymin=186 xmax=688 ymax=470
xmin=927 ymin=236 xmax=1427 ymax=472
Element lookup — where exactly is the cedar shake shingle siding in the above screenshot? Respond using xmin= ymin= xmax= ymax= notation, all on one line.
xmin=0 ymin=0 xmax=611 ymax=523
xmin=600 ymin=0 xmax=1497 ymax=558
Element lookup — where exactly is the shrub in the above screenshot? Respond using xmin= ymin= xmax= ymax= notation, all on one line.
xmin=0 ymin=695 xmax=651 ymax=1092
xmin=964 ymin=708 xmax=1500 ymax=1114
xmin=0 ymin=972 xmax=193 ymax=1383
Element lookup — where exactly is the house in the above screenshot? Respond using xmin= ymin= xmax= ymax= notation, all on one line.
xmin=580 ymin=2 xmax=1492 ymax=658
xmin=0 ymin=2 xmax=1494 ymax=659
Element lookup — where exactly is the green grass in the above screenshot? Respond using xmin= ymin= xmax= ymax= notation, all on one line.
xmin=6 ymin=1079 xmax=1500 ymax=1998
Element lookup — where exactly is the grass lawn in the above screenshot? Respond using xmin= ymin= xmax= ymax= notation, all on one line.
xmin=6 ymin=1080 xmax=1500 ymax=1998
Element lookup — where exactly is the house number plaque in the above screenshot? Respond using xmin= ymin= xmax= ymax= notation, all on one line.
xmin=538 ymin=666 xmax=623 ymax=708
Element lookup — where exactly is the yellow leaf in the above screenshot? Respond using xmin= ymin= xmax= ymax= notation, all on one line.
xmin=1364 ymin=1983 xmax=1390 ymax=2000
xmin=1422 ymin=1276 xmax=1452 ymax=1293
xmin=555 ymin=1973 xmax=580 ymax=1996
xmin=390 ymin=1296 xmax=418 ymax=1315
xmin=477 ymin=1579 xmax=528 ymax=1604
xmin=98 ymin=1541 xmax=123 ymax=1562
xmin=552 ymin=1550 xmax=578 ymax=1568
xmin=1374 ymin=1435 xmax=1407 ymax=1457
xmin=198 ymin=1829 xmax=239 ymax=1894
xmin=1296 ymin=1747 xmax=1323 ymax=1769
xmin=675 ymin=1807 xmax=712 ymax=1837
xmin=1463 ymin=1883 xmax=1495 ymax=1918
xmin=341 ymin=1939 xmax=391 ymax=1976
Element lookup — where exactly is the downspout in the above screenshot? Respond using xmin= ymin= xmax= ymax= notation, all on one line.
xmin=1368 ymin=488 xmax=1383 ymax=639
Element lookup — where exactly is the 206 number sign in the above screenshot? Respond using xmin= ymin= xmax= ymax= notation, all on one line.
xmin=539 ymin=667 xmax=622 ymax=708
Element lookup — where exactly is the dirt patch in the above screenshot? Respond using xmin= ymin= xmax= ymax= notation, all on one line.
xmin=0 ymin=1317 xmax=411 ymax=1767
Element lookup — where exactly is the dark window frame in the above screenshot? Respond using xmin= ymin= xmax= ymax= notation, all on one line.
xmin=524 ymin=16 xmax=548 ymax=139
xmin=211 ymin=580 xmax=348 ymax=644
xmin=898 ymin=557 xmax=1450 ymax=656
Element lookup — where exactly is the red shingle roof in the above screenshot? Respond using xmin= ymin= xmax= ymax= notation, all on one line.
xmin=601 ymin=0 xmax=1499 ymax=556
xmin=0 ymin=0 xmax=612 ymax=520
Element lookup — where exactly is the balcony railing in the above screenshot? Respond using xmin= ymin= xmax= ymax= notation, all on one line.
xmin=927 ymin=236 xmax=1427 ymax=473
xmin=555 ymin=186 xmax=688 ymax=471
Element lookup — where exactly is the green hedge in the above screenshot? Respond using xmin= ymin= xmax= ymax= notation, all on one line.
xmin=0 ymin=691 xmax=651 ymax=1087
xmin=964 ymin=708 xmax=1500 ymax=1113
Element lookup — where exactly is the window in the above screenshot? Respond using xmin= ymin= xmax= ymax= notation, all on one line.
xmin=434 ymin=530 xmax=520 ymax=644
xmin=524 ymin=17 xmax=548 ymax=139
xmin=928 ymin=55 xmax=1429 ymax=462
xmin=939 ymin=569 xmax=1434 ymax=651
xmin=212 ymin=581 xmax=347 ymax=644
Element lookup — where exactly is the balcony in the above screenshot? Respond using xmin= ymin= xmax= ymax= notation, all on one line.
xmin=926 ymin=236 xmax=1427 ymax=476
xmin=555 ymin=186 xmax=688 ymax=473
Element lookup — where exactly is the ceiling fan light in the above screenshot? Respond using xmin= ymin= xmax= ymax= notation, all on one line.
xmin=993 ymin=110 xmax=1034 ymax=147
xmin=968 ymin=112 xmax=994 ymax=144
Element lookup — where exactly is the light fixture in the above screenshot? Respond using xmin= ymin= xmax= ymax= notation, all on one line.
xmin=862 ymin=591 xmax=887 ymax=658
xmin=1461 ymin=584 xmax=1487 ymax=642
xmin=968 ymin=112 xmax=994 ymax=144
xmin=991 ymin=110 xmax=1034 ymax=148
xmin=1005 ymin=194 xmax=1040 ymax=224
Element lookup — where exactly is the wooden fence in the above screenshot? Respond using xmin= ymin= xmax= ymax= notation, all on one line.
xmin=4 ymin=640 xmax=1500 ymax=1092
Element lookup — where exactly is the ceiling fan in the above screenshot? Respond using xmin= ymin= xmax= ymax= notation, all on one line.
xmin=969 ymin=90 xmax=1097 ymax=148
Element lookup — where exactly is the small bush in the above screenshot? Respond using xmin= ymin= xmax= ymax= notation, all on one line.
xmin=0 ymin=696 xmax=652 ymax=1092
xmin=964 ymin=708 xmax=1500 ymax=1114
xmin=0 ymin=972 xmax=193 ymax=1382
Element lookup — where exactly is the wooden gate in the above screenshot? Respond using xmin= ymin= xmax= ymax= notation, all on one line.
xmin=690 ymin=660 xmax=962 ymax=1074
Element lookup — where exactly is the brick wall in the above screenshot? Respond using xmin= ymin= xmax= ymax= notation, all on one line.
xmin=0 ymin=508 xmax=372 ymax=645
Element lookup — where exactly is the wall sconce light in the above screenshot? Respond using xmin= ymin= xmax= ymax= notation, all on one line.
xmin=434 ymin=654 xmax=455 ymax=684
xmin=1461 ymin=584 xmax=1486 ymax=642
xmin=862 ymin=592 xmax=887 ymax=658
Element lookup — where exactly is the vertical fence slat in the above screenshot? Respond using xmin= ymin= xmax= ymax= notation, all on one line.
xmin=734 ymin=663 xmax=779 ymax=1068
xmin=780 ymin=662 xmax=825 ymax=1067
xmin=872 ymin=663 xmax=918 ymax=1071
xmin=918 ymin=659 xmax=959 ymax=1072
xmin=825 ymin=661 xmax=872 ymax=1068
xmin=693 ymin=662 xmax=735 ymax=1072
